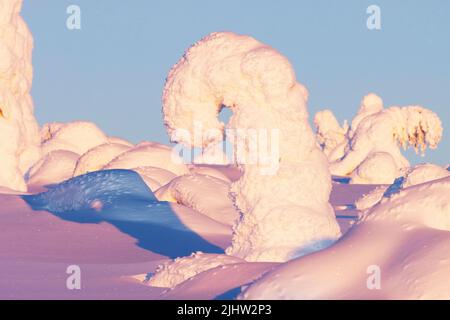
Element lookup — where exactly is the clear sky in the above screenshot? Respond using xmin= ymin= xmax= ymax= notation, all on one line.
xmin=22 ymin=0 xmax=449 ymax=165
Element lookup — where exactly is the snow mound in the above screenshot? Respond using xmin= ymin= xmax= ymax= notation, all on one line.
xmin=73 ymin=143 xmax=130 ymax=177
xmin=104 ymin=142 xmax=188 ymax=176
xmin=193 ymin=143 xmax=230 ymax=165
xmin=331 ymin=105 xmax=443 ymax=183
xmin=241 ymin=176 xmax=450 ymax=299
xmin=26 ymin=150 xmax=80 ymax=186
xmin=107 ymin=136 xmax=134 ymax=147
xmin=314 ymin=109 xmax=348 ymax=162
xmin=163 ymin=31 xmax=340 ymax=262
xmin=23 ymin=169 xmax=156 ymax=214
xmin=155 ymin=173 xmax=239 ymax=226
xmin=41 ymin=121 xmax=109 ymax=156
xmin=40 ymin=122 xmax=64 ymax=144
xmin=0 ymin=0 xmax=41 ymax=191
xmin=147 ymin=252 xmax=243 ymax=288
xmin=403 ymin=163 xmax=450 ymax=188
xmin=354 ymin=185 xmax=388 ymax=211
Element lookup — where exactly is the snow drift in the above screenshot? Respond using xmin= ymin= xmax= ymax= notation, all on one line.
xmin=148 ymin=252 xmax=243 ymax=288
xmin=41 ymin=121 xmax=109 ymax=156
xmin=155 ymin=173 xmax=239 ymax=226
xmin=242 ymin=176 xmax=450 ymax=299
xmin=313 ymin=109 xmax=348 ymax=162
xmin=0 ymin=0 xmax=41 ymax=191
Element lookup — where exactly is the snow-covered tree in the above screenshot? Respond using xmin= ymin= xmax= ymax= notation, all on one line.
xmin=0 ymin=0 xmax=41 ymax=191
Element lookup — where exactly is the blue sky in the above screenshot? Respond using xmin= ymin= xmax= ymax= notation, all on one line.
xmin=22 ymin=0 xmax=449 ymax=165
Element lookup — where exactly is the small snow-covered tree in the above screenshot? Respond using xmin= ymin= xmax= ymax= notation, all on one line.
xmin=0 ymin=0 xmax=41 ymax=191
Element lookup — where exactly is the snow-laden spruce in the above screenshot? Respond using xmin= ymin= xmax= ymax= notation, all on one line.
xmin=162 ymin=32 xmax=340 ymax=262
xmin=0 ymin=0 xmax=41 ymax=191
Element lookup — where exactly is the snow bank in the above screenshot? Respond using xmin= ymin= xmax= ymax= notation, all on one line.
xmin=193 ymin=143 xmax=230 ymax=165
xmin=403 ymin=163 xmax=450 ymax=188
xmin=41 ymin=121 xmax=109 ymax=156
xmin=0 ymin=0 xmax=41 ymax=191
xmin=26 ymin=150 xmax=79 ymax=186
xmin=349 ymin=93 xmax=384 ymax=137
xmin=242 ymin=176 xmax=450 ymax=299
xmin=331 ymin=105 xmax=443 ymax=184
xmin=354 ymin=163 xmax=449 ymax=211
xmin=104 ymin=142 xmax=188 ymax=176
xmin=189 ymin=165 xmax=232 ymax=183
xmin=354 ymin=185 xmax=388 ymax=211
xmin=350 ymin=151 xmax=399 ymax=184
xmin=147 ymin=252 xmax=243 ymax=288
xmin=73 ymin=143 xmax=130 ymax=177
xmin=163 ymin=32 xmax=340 ymax=262
xmin=155 ymin=173 xmax=239 ymax=226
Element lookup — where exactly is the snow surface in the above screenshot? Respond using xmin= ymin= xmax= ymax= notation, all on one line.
xmin=241 ymin=176 xmax=450 ymax=299
xmin=73 ymin=142 xmax=130 ymax=177
xmin=330 ymin=104 xmax=443 ymax=184
xmin=22 ymin=169 xmax=231 ymax=256
xmin=1 ymin=10 xmax=448 ymax=299
xmin=155 ymin=173 xmax=239 ymax=226
xmin=147 ymin=252 xmax=243 ymax=288
xmin=131 ymin=166 xmax=177 ymax=186
xmin=163 ymin=31 xmax=340 ymax=262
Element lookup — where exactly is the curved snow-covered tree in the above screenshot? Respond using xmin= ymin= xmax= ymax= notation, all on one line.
xmin=330 ymin=105 xmax=443 ymax=184
xmin=162 ymin=32 xmax=340 ymax=262
xmin=0 ymin=0 xmax=41 ymax=191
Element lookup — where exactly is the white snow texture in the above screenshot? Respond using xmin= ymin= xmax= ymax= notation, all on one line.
xmin=162 ymin=32 xmax=341 ymax=262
